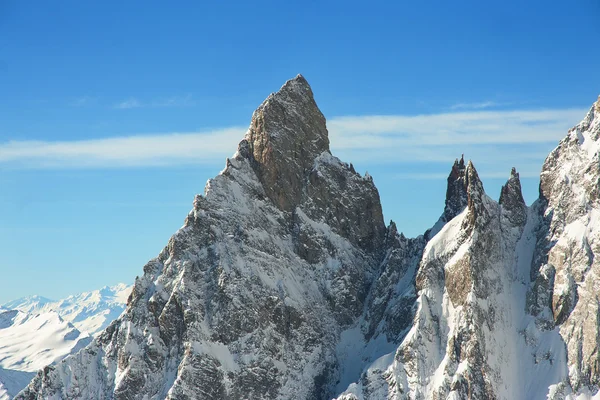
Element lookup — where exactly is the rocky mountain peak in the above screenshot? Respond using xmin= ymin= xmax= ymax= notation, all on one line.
xmin=441 ymin=156 xmax=485 ymax=224
xmin=499 ymin=167 xmax=527 ymax=226
xmin=239 ymin=74 xmax=330 ymax=212
xmin=464 ymin=160 xmax=487 ymax=229
xmin=442 ymin=154 xmax=468 ymax=223
xmin=424 ymin=155 xmax=479 ymax=240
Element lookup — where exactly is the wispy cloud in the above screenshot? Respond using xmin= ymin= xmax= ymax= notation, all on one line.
xmin=152 ymin=94 xmax=195 ymax=108
xmin=69 ymin=96 xmax=95 ymax=107
xmin=392 ymin=170 xmax=542 ymax=181
xmin=114 ymin=98 xmax=142 ymax=109
xmin=0 ymin=128 xmax=246 ymax=168
xmin=113 ymin=95 xmax=195 ymax=110
xmin=328 ymin=108 xmax=584 ymax=149
xmin=0 ymin=107 xmax=587 ymax=170
xmin=449 ymin=101 xmax=505 ymax=110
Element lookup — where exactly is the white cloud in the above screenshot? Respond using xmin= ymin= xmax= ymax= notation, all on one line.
xmin=449 ymin=101 xmax=502 ymax=110
xmin=392 ymin=170 xmax=542 ymax=181
xmin=0 ymin=107 xmax=588 ymax=169
xmin=327 ymin=108 xmax=585 ymax=147
xmin=0 ymin=128 xmax=246 ymax=168
xmin=114 ymin=95 xmax=195 ymax=109
xmin=114 ymin=98 xmax=142 ymax=109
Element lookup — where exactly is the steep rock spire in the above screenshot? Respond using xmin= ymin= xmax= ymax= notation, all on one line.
xmin=239 ymin=74 xmax=330 ymax=212
xmin=443 ymin=154 xmax=468 ymax=223
xmin=463 ymin=160 xmax=487 ymax=231
xmin=424 ymin=155 xmax=481 ymax=240
xmin=236 ymin=74 xmax=385 ymax=254
xmin=499 ymin=167 xmax=527 ymax=226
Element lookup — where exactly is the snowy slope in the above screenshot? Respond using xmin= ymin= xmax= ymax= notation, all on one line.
xmin=2 ymin=283 xmax=132 ymax=336
xmin=0 ymin=284 xmax=130 ymax=399
xmin=0 ymin=308 xmax=90 ymax=399
xmin=0 ymin=309 xmax=90 ymax=372
xmin=0 ymin=369 xmax=34 ymax=400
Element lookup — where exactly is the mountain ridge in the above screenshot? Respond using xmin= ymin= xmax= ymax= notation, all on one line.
xmin=2 ymin=283 xmax=132 ymax=337
xmin=15 ymin=77 xmax=600 ymax=399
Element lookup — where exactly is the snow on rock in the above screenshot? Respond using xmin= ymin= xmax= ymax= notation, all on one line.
xmin=529 ymin=96 xmax=600 ymax=396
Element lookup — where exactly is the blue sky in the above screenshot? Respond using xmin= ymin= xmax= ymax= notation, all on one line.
xmin=1 ymin=0 xmax=599 ymax=303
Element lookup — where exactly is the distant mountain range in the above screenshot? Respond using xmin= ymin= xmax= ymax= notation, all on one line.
xmin=0 ymin=283 xmax=131 ymax=399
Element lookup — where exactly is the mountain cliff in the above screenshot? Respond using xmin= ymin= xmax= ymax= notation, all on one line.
xmin=15 ymin=79 xmax=600 ymax=399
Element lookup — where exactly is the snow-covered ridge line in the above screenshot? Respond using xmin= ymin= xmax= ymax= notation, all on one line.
xmin=2 ymin=283 xmax=132 ymax=337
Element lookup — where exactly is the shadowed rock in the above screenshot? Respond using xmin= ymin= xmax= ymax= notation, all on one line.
xmin=499 ymin=167 xmax=527 ymax=226
xmin=444 ymin=154 xmax=469 ymax=222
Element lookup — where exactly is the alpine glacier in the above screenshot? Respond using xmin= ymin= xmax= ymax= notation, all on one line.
xmin=13 ymin=78 xmax=600 ymax=399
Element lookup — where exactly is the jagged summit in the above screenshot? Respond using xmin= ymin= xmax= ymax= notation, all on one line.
xmin=442 ymin=155 xmax=484 ymax=222
xmin=425 ymin=155 xmax=481 ymax=240
xmin=233 ymin=75 xmax=385 ymax=252
xmin=499 ymin=167 xmax=524 ymax=203
xmin=499 ymin=167 xmax=527 ymax=226
xmin=462 ymin=160 xmax=488 ymax=230
xmin=443 ymin=154 xmax=468 ymax=223
xmin=238 ymin=74 xmax=330 ymax=212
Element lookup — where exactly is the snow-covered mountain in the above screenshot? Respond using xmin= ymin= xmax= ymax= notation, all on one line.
xmin=0 ymin=309 xmax=89 ymax=400
xmin=14 ymin=78 xmax=600 ymax=399
xmin=0 ymin=309 xmax=90 ymax=372
xmin=0 ymin=369 xmax=34 ymax=400
xmin=3 ymin=283 xmax=132 ymax=337
xmin=0 ymin=284 xmax=131 ymax=399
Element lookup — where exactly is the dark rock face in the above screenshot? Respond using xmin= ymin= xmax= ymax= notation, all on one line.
xmin=424 ymin=155 xmax=470 ymax=240
xmin=301 ymin=155 xmax=386 ymax=254
xmin=364 ymin=222 xmax=426 ymax=341
xmin=243 ymin=74 xmax=330 ymax=213
xmin=444 ymin=155 xmax=469 ymax=223
xmin=242 ymin=75 xmax=386 ymax=254
xmin=499 ymin=168 xmax=527 ymax=226
xmin=463 ymin=160 xmax=487 ymax=232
